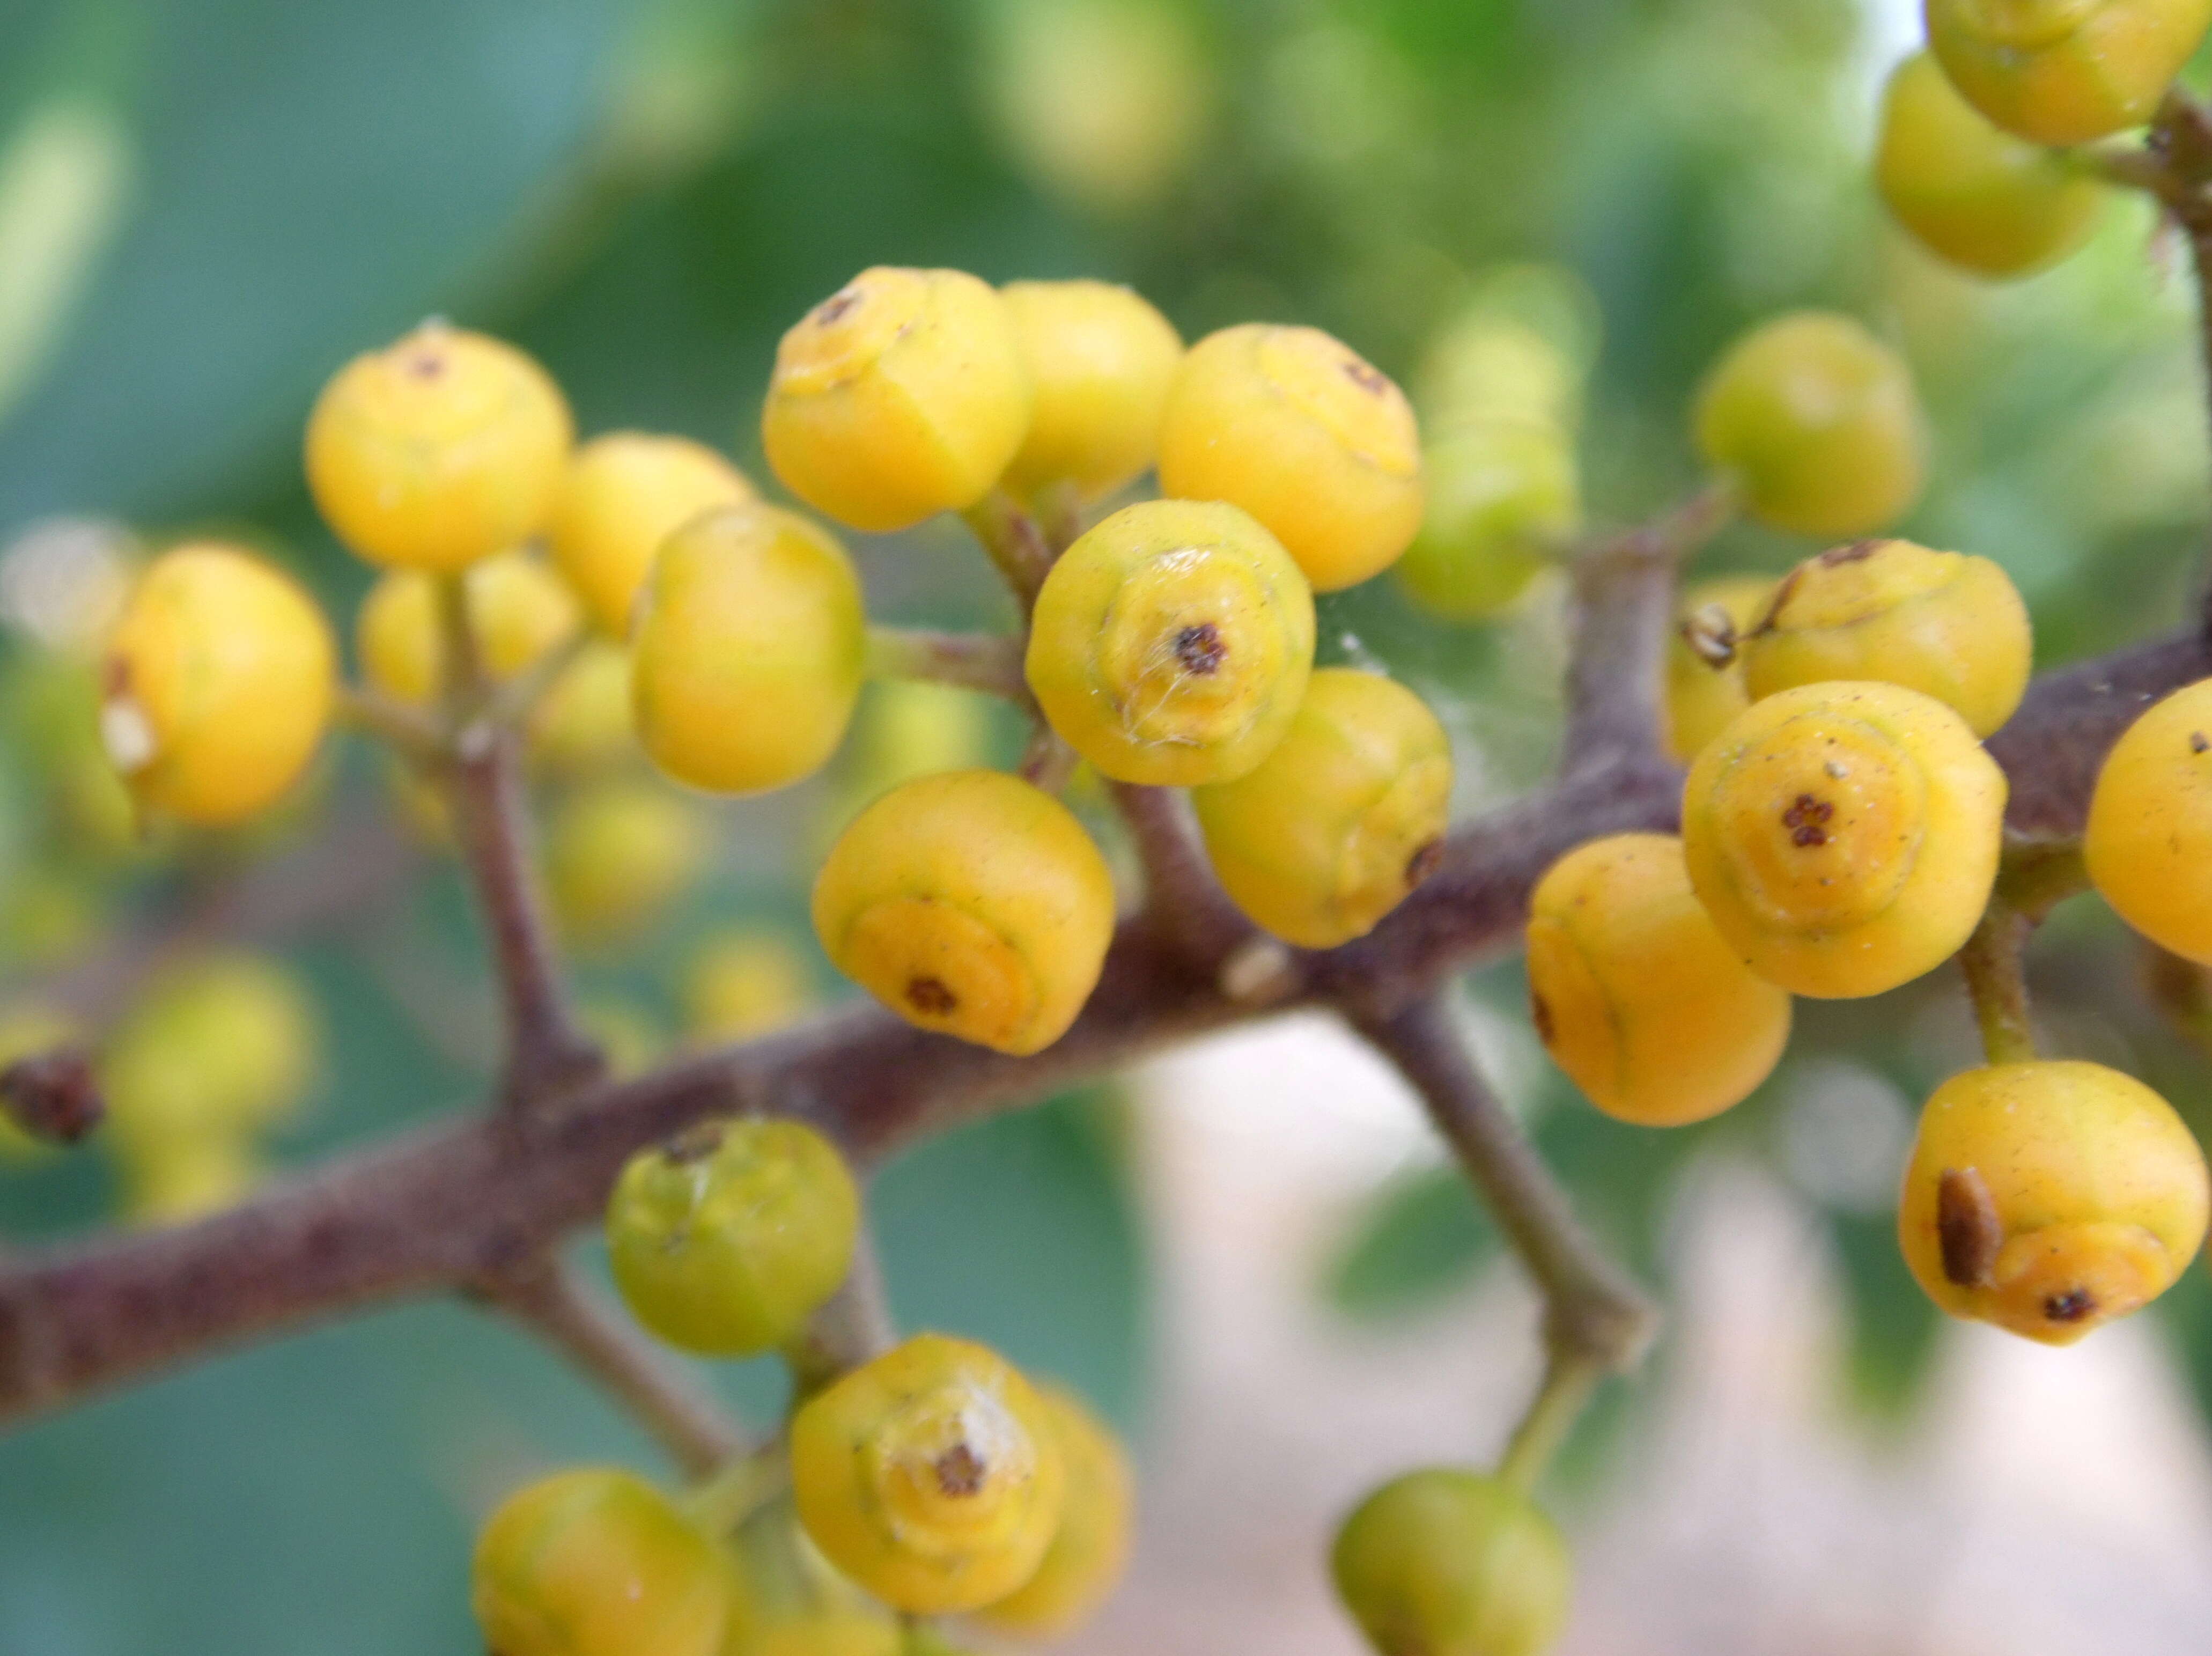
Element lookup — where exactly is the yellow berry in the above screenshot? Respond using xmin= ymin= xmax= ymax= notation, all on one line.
xmin=0 ymin=1002 xmax=84 ymax=1160
xmin=631 ymin=504 xmax=866 ymax=796
xmin=1662 ymin=576 xmax=1773 ymax=764
xmin=1692 ymin=312 xmax=1926 ymax=540
xmin=1157 ymin=322 xmax=1422 ymax=591
xmin=1000 ymin=279 xmax=1183 ymax=500
xmin=548 ymin=432 xmax=756 ymax=636
xmin=102 ymin=951 xmax=319 ymax=1146
xmin=1875 ymin=51 xmax=2105 ymax=277
xmin=119 ymin=1132 xmax=266 ymax=1227
xmin=1415 ymin=295 xmax=1593 ymax=438
xmin=2085 ymin=677 xmax=2212 ymax=961
xmin=790 ymin=1333 xmax=1066 ymax=1614
xmin=1393 ymin=418 xmax=1578 ymax=620
xmin=821 ymin=680 xmax=999 ymax=849
xmin=1741 ymin=539 xmax=2032 ymax=738
xmin=529 ymin=639 xmax=638 ymax=777
xmin=1925 ymin=0 xmax=2212 ymax=146
xmin=355 ymin=550 xmax=580 ymax=706
xmin=762 ymin=267 xmax=1031 ymax=533
xmin=1682 ymin=681 xmax=2006 ymax=999
xmin=306 ymin=322 xmax=573 ymax=573
xmin=811 ymin=770 xmax=1114 ymax=1056
xmin=1331 ymin=1469 xmax=1571 ymax=1656
xmin=543 ymin=779 xmax=711 ymax=948
xmin=100 ymin=542 xmax=335 ymax=827
xmin=1525 ymin=834 xmax=1792 ymax=1127
xmin=1191 ymin=667 xmax=1452 ymax=948
xmin=577 ymin=996 xmax=668 ymax=1080
xmin=683 ymin=929 xmax=816 ymax=1044
xmin=1025 ymin=498 xmax=1314 ymax=786
xmin=473 ymin=1468 xmax=728 ymax=1656
xmin=975 ymin=1385 xmax=1134 ymax=1638
xmin=1899 ymin=1061 xmax=2210 ymax=1343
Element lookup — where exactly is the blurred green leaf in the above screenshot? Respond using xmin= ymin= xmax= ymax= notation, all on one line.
xmin=1324 ymin=1162 xmax=1496 ymax=1319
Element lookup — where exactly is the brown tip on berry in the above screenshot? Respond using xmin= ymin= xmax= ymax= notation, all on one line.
xmin=1818 ymin=539 xmax=1883 ymax=567
xmin=1174 ymin=622 xmax=1227 ymax=675
xmin=906 ymin=976 xmax=958 ymax=1016
xmin=814 ymin=290 xmax=861 ymax=326
xmin=0 ymin=1047 xmax=102 ymax=1146
xmin=1781 ymin=793 xmax=1834 ymax=848
xmin=662 ymin=1122 xmax=725 ymax=1165
xmin=1405 ymin=839 xmax=1444 ymax=888
xmin=1936 ymin=1167 xmax=2003 ymax=1288
xmin=1341 ymin=358 xmax=1388 ymax=395
xmin=933 ymin=1441 xmax=986 ymax=1497
xmin=2044 ymin=1288 xmax=2097 ymax=1323
xmin=2191 ymin=731 xmax=2208 ymax=755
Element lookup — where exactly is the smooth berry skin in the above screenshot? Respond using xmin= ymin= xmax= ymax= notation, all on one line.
xmin=1899 ymin=1061 xmax=2210 ymax=1344
xmin=1925 ymin=0 xmax=2212 ymax=146
xmin=1192 ymin=667 xmax=1453 ymax=948
xmin=101 ymin=951 xmax=317 ymax=1147
xmin=606 ymin=1116 xmax=859 ymax=1357
xmin=1157 ymin=322 xmax=1423 ymax=592
xmin=2085 ymin=678 xmax=2212 ymax=962
xmin=1416 ymin=312 xmax=1588 ymax=439
xmin=1663 ymin=575 xmax=1773 ymax=764
xmin=1000 ymin=279 xmax=1183 ymax=501
xmin=306 ymin=322 xmax=573 ymax=573
xmin=1526 ymin=834 xmax=1791 ymax=1128
xmin=543 ymin=779 xmax=710 ymax=948
xmin=355 ymin=550 xmax=580 ymax=707
xmin=762 ymin=267 xmax=1031 ymax=533
xmin=790 ymin=1333 xmax=1066 ymax=1615
xmin=528 ymin=639 xmax=637 ymax=777
xmin=1693 ymin=312 xmax=1926 ymax=540
xmin=472 ymin=1468 xmax=728 ymax=1656
xmin=1876 ymin=51 xmax=2104 ymax=278
xmin=975 ymin=1385 xmax=1135 ymax=1638
xmin=1331 ymin=1468 xmax=1571 ymax=1656
xmin=1393 ymin=417 xmax=1578 ymax=620
xmin=1741 ymin=538 xmax=2032 ymax=738
xmin=1026 ymin=498 xmax=1315 ymax=786
xmin=1681 ymin=680 xmax=2006 ymax=999
xmin=101 ymin=542 xmax=335 ymax=827
xmin=811 ymin=769 xmax=1115 ymax=1057
xmin=548 ymin=432 xmax=755 ymax=637
xmin=682 ymin=929 xmax=815 ymax=1044
xmin=630 ymin=503 xmax=866 ymax=797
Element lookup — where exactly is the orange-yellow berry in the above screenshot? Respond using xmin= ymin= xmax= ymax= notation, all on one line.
xmin=548 ymin=432 xmax=756 ymax=636
xmin=762 ymin=267 xmax=1031 ymax=533
xmin=1025 ymin=498 xmax=1315 ymax=786
xmin=1191 ymin=667 xmax=1452 ymax=948
xmin=1925 ymin=0 xmax=2212 ymax=146
xmin=1157 ymin=322 xmax=1422 ymax=592
xmin=1899 ymin=1061 xmax=2210 ymax=1343
xmin=1741 ymin=539 xmax=2032 ymax=738
xmin=631 ymin=504 xmax=866 ymax=796
xmin=1331 ymin=1469 xmax=1570 ymax=1656
xmin=1681 ymin=681 xmax=2006 ymax=999
xmin=2085 ymin=677 xmax=2212 ymax=961
xmin=306 ymin=322 xmax=572 ymax=573
xmin=1393 ymin=418 xmax=1577 ymax=621
xmin=101 ymin=542 xmax=335 ymax=827
xmin=355 ymin=550 xmax=580 ymax=706
xmin=975 ymin=1385 xmax=1134 ymax=1638
xmin=683 ymin=929 xmax=816 ymax=1044
xmin=790 ymin=1333 xmax=1066 ymax=1614
xmin=529 ymin=640 xmax=638 ymax=776
xmin=811 ymin=770 xmax=1114 ymax=1056
xmin=1663 ymin=576 xmax=1773 ymax=764
xmin=1000 ymin=279 xmax=1183 ymax=500
xmin=1693 ymin=312 xmax=1926 ymax=540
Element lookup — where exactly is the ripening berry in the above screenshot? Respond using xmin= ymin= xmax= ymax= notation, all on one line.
xmin=2085 ymin=678 xmax=2212 ymax=961
xmin=812 ymin=770 xmax=1114 ymax=1055
xmin=120 ymin=1132 xmax=266 ymax=1227
xmin=1663 ymin=575 xmax=1773 ymax=764
xmin=101 ymin=542 xmax=335 ymax=827
xmin=1682 ymin=680 xmax=2006 ymax=999
xmin=1525 ymin=834 xmax=1791 ymax=1127
xmin=355 ymin=550 xmax=580 ymax=706
xmin=1741 ymin=539 xmax=2031 ymax=738
xmin=529 ymin=639 xmax=637 ymax=776
xmin=102 ymin=951 xmax=319 ymax=1147
xmin=1191 ymin=668 xmax=1453 ymax=948
xmin=975 ymin=1386 xmax=1134 ymax=1638
xmin=1693 ymin=313 xmax=1926 ymax=539
xmin=1875 ymin=52 xmax=2104 ymax=277
xmin=722 ymin=1499 xmax=902 ymax=1656
xmin=1925 ymin=0 xmax=2212 ymax=146
xmin=1331 ymin=1469 xmax=1571 ymax=1656
xmin=1899 ymin=1061 xmax=2210 ymax=1343
xmin=1157 ymin=322 xmax=1423 ymax=591
xmin=791 ymin=1333 xmax=1066 ymax=1614
xmin=1393 ymin=418 xmax=1578 ymax=620
xmin=683 ymin=929 xmax=816 ymax=1044
xmin=1000 ymin=279 xmax=1183 ymax=500
xmin=548 ymin=432 xmax=755 ymax=637
xmin=607 ymin=1116 xmax=859 ymax=1357
xmin=631 ymin=504 xmax=866 ymax=796
xmin=762 ymin=267 xmax=1031 ymax=533
xmin=1415 ymin=315 xmax=1587 ymax=439
xmin=473 ymin=1468 xmax=728 ymax=1656
xmin=1026 ymin=499 xmax=1314 ymax=786
xmin=306 ymin=322 xmax=573 ymax=573
xmin=543 ymin=779 xmax=711 ymax=947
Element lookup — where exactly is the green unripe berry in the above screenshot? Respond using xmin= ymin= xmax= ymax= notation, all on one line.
xmin=102 ymin=950 xmax=319 ymax=1147
xmin=607 ymin=1116 xmax=860 ymax=1357
xmin=1331 ymin=1468 xmax=1571 ymax=1656
xmin=1925 ymin=0 xmax=2212 ymax=146
xmin=1393 ymin=417 xmax=1577 ymax=620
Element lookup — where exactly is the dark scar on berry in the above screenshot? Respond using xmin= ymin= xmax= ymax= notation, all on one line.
xmin=1175 ymin=623 xmax=1227 ymax=675
xmin=933 ymin=1442 xmax=987 ymax=1497
xmin=2192 ymin=731 xmax=2209 ymax=755
xmin=403 ymin=351 xmax=446 ymax=380
xmin=2044 ymin=1288 xmax=2097 ymax=1323
xmin=814 ymin=290 xmax=861 ymax=326
xmin=906 ymin=976 xmax=958 ymax=1016
xmin=1340 ymin=358 xmax=1388 ymax=395
xmin=102 ymin=656 xmax=131 ymax=697
xmin=1781 ymin=793 xmax=1834 ymax=848
xmin=1529 ymin=993 xmax=1554 ymax=1046
xmin=1936 ymin=1167 xmax=2002 ymax=1288
xmin=1405 ymin=840 xmax=1443 ymax=887
xmin=1818 ymin=539 xmax=1882 ymax=567
xmin=662 ymin=1122 xmax=725 ymax=1164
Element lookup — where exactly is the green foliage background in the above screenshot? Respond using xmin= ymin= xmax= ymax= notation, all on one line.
xmin=2 ymin=0 xmax=2211 ymax=1650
